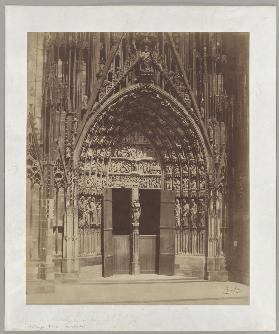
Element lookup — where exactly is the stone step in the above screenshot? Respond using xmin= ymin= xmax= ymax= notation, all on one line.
xmin=175 ymin=268 xmax=192 ymax=274
xmin=54 ymin=272 xmax=79 ymax=283
xmin=79 ymin=276 xmax=202 ymax=285
xmin=80 ymin=265 xmax=103 ymax=279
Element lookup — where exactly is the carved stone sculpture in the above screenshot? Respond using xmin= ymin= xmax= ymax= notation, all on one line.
xmin=131 ymin=200 xmax=141 ymax=227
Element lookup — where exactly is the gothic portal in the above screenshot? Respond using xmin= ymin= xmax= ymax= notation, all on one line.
xmin=27 ymin=32 xmax=249 ymax=285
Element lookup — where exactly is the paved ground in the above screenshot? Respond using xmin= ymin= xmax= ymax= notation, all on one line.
xmin=27 ymin=275 xmax=249 ymax=305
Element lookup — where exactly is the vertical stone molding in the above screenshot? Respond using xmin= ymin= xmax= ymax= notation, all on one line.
xmin=31 ymin=183 xmax=40 ymax=260
xmin=130 ymin=188 xmax=141 ymax=275
xmin=206 ymin=190 xmax=228 ymax=281
xmin=62 ymin=186 xmax=79 ymax=274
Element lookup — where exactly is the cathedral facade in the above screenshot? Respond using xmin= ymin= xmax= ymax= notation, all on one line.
xmin=27 ymin=32 xmax=249 ymax=288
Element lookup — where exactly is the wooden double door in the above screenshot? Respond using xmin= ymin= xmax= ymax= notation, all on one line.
xmin=102 ymin=188 xmax=175 ymax=276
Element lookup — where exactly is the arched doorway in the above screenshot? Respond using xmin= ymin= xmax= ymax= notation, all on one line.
xmin=74 ymin=84 xmax=210 ymax=277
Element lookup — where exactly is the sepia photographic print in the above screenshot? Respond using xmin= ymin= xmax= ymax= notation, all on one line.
xmin=26 ymin=32 xmax=249 ymax=305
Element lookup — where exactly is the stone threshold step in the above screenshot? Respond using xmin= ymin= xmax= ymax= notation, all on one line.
xmin=78 ymin=278 xmax=204 ymax=285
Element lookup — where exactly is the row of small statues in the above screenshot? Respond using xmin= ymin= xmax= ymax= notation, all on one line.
xmin=112 ymin=145 xmax=155 ymax=160
xmin=162 ymin=150 xmax=205 ymax=165
xmin=79 ymin=160 xmax=108 ymax=174
xmin=108 ymin=175 xmax=161 ymax=189
xmin=109 ymin=160 xmax=161 ymax=175
xmin=82 ymin=176 xmax=107 ymax=189
xmin=165 ymin=178 xmax=206 ymax=191
xmin=121 ymin=132 xmax=150 ymax=145
xmin=175 ymin=198 xmax=206 ymax=228
xmin=78 ymin=160 xmax=206 ymax=182
xmin=79 ymin=175 xmax=206 ymax=192
xmin=79 ymin=141 xmax=206 ymax=169
xmin=165 ymin=164 xmax=206 ymax=177
xmin=78 ymin=196 xmax=102 ymax=228
xmin=80 ymin=147 xmax=111 ymax=160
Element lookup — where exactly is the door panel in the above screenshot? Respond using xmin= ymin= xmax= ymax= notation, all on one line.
xmin=102 ymin=188 xmax=113 ymax=277
xmin=139 ymin=189 xmax=160 ymax=235
xmin=159 ymin=190 xmax=175 ymax=275
xmin=139 ymin=235 xmax=157 ymax=273
xmin=113 ymin=235 xmax=130 ymax=274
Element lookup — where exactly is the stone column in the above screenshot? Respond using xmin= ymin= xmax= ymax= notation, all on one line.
xmin=206 ymin=190 xmax=228 ymax=281
xmin=37 ymin=163 xmax=55 ymax=282
xmin=130 ymin=188 xmax=141 ymax=275
xmin=61 ymin=185 xmax=79 ymax=274
xmin=31 ymin=183 xmax=41 ymax=260
xmin=73 ymin=188 xmax=80 ymax=263
xmin=56 ymin=187 xmax=65 ymax=256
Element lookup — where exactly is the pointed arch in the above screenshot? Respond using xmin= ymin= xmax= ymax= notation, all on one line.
xmin=74 ymin=84 xmax=212 ymax=171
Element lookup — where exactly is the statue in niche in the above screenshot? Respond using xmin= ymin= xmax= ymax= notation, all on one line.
xmin=88 ymin=198 xmax=97 ymax=226
xmin=198 ymin=198 xmax=206 ymax=228
xmin=96 ymin=201 xmax=102 ymax=226
xmin=173 ymin=165 xmax=180 ymax=176
xmin=86 ymin=147 xmax=94 ymax=158
xmin=200 ymin=179 xmax=206 ymax=190
xmin=150 ymin=177 xmax=159 ymax=189
xmin=84 ymin=200 xmax=90 ymax=227
xmin=166 ymin=178 xmax=172 ymax=190
xmin=80 ymin=147 xmax=87 ymax=161
xmin=165 ymin=165 xmax=172 ymax=174
xmin=175 ymin=198 xmax=181 ymax=227
xmin=182 ymin=163 xmax=188 ymax=174
xmin=199 ymin=164 xmax=205 ymax=175
xmin=171 ymin=152 xmax=177 ymax=162
xmin=173 ymin=178 xmax=180 ymax=191
xmin=130 ymin=146 xmax=137 ymax=159
xmin=191 ymin=179 xmax=197 ymax=190
xmin=132 ymin=161 xmax=138 ymax=173
xmin=197 ymin=151 xmax=204 ymax=166
xmin=190 ymin=162 xmax=197 ymax=176
xmin=142 ymin=162 xmax=147 ymax=174
xmin=78 ymin=196 xmax=86 ymax=228
xmin=182 ymin=199 xmax=190 ymax=227
xmin=139 ymin=45 xmax=153 ymax=73
xmin=113 ymin=148 xmax=118 ymax=157
xmin=72 ymin=115 xmax=78 ymax=137
xmin=190 ymin=199 xmax=198 ymax=228
xmin=182 ymin=178 xmax=189 ymax=192
xmin=208 ymin=122 xmax=214 ymax=144
xmin=152 ymin=162 xmax=161 ymax=174
xmin=149 ymin=162 xmax=154 ymax=174
xmin=137 ymin=148 xmax=143 ymax=159
xmin=65 ymin=146 xmax=72 ymax=160
xmin=164 ymin=152 xmax=169 ymax=161
xmin=82 ymin=95 xmax=88 ymax=110
xmin=188 ymin=151 xmax=194 ymax=160
xmin=138 ymin=162 xmax=144 ymax=174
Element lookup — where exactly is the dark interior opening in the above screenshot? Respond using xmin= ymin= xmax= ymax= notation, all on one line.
xmin=112 ymin=188 xmax=131 ymax=235
xmin=139 ymin=189 xmax=160 ymax=235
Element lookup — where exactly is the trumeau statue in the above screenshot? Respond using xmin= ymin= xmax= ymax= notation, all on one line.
xmin=89 ymin=198 xmax=98 ymax=225
xmin=175 ymin=198 xmax=181 ymax=227
xmin=190 ymin=199 xmax=198 ymax=227
xmin=131 ymin=200 xmax=141 ymax=227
